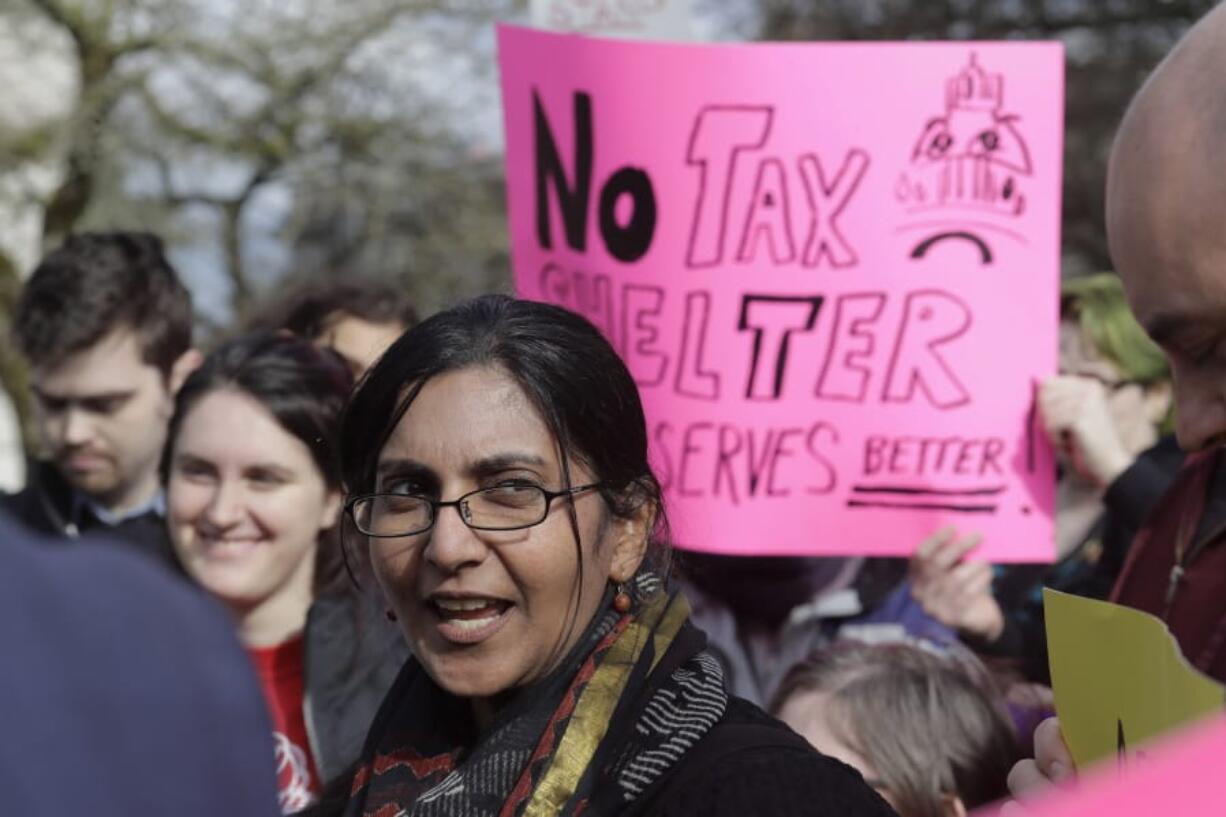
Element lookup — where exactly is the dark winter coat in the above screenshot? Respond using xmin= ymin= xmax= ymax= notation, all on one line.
xmin=1111 ymin=446 xmax=1226 ymax=682
xmin=304 ymin=589 xmax=410 ymax=786
xmin=0 ymin=459 xmax=179 ymax=572
xmin=627 ymin=696 xmax=898 ymax=817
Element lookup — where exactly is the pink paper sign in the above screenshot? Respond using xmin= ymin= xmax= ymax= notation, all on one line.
xmin=973 ymin=716 xmax=1226 ymax=816
xmin=498 ymin=26 xmax=1062 ymax=560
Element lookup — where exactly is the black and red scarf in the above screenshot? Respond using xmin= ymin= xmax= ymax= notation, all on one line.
xmin=344 ymin=577 xmax=727 ymax=817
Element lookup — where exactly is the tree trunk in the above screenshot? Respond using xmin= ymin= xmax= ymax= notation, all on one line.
xmin=0 ymin=249 xmax=34 ymax=454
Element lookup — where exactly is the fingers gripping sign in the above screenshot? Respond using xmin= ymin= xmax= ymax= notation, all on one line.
xmin=909 ymin=526 xmax=1004 ymax=642
xmin=1002 ymin=717 xmax=1077 ymax=812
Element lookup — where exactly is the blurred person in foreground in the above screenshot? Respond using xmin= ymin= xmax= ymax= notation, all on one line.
xmin=312 ymin=295 xmax=895 ymax=816
xmin=0 ymin=508 xmax=279 ymax=816
xmin=1008 ymin=2 xmax=1226 ymax=806
xmin=161 ymin=334 xmax=406 ymax=813
xmin=773 ymin=640 xmax=1020 ymax=817
xmin=3 ymin=232 xmax=200 ymax=570
xmin=247 ymin=276 xmax=418 ymax=378
xmin=910 ymin=273 xmax=1181 ymax=684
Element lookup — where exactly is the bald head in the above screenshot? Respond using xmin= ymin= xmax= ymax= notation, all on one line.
xmin=1107 ymin=4 xmax=1226 ymax=452
xmin=1108 ymin=5 xmax=1226 ymax=261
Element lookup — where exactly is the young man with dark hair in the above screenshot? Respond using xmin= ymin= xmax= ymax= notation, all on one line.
xmin=247 ymin=276 xmax=418 ymax=377
xmin=3 ymin=231 xmax=200 ymax=568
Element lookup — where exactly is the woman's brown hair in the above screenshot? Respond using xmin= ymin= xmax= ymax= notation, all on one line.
xmin=771 ymin=641 xmax=1021 ymax=817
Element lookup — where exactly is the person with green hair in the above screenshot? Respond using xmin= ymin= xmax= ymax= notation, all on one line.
xmin=1058 ymin=272 xmax=1169 ymax=386
xmin=907 ymin=272 xmax=1184 ymax=684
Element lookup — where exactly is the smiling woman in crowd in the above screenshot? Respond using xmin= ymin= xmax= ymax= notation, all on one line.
xmin=324 ymin=294 xmax=894 ymax=817
xmin=161 ymin=334 xmax=405 ymax=814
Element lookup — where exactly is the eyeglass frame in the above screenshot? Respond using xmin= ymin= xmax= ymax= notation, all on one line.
xmin=345 ymin=481 xmax=605 ymax=538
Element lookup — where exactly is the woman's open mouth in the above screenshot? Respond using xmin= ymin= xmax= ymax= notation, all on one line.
xmin=430 ymin=596 xmax=514 ymax=645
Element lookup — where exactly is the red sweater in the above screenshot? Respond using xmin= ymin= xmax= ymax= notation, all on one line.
xmin=1111 ymin=449 xmax=1226 ymax=681
xmin=249 ymin=634 xmax=321 ymax=813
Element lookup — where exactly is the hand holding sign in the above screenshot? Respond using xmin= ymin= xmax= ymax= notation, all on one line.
xmin=1003 ymin=717 xmax=1076 ymax=812
xmin=1000 ymin=593 xmax=1225 ymax=814
xmin=908 ymin=527 xmax=1004 ymax=642
xmin=1043 ymin=589 xmax=1225 ymax=770
xmin=988 ymin=716 xmax=1226 ymax=816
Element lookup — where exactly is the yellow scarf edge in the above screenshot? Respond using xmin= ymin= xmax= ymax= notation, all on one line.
xmin=520 ymin=591 xmax=690 ymax=816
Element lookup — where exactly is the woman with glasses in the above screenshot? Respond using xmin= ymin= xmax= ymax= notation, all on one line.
xmin=326 ymin=295 xmax=893 ymax=817
xmin=161 ymin=334 xmax=406 ymax=813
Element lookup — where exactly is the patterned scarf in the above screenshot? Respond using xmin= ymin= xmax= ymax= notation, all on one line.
xmin=344 ymin=576 xmax=727 ymax=817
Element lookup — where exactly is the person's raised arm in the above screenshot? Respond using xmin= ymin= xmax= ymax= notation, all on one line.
xmin=909 ymin=527 xmax=1004 ymax=643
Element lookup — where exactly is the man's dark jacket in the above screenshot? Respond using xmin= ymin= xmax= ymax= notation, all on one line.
xmin=1112 ymin=447 xmax=1226 ymax=681
xmin=0 ymin=458 xmax=178 ymax=570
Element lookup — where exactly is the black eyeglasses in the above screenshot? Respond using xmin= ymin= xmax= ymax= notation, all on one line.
xmin=346 ymin=482 xmax=603 ymax=538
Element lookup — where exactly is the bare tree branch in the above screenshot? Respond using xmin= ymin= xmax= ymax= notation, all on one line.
xmin=25 ymin=0 xmax=88 ymax=52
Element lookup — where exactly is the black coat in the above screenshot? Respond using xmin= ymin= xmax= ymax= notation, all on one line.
xmin=304 ymin=589 xmax=410 ymax=786
xmin=0 ymin=459 xmax=179 ymax=572
xmin=627 ymin=697 xmax=897 ymax=817
xmin=307 ymin=695 xmax=896 ymax=817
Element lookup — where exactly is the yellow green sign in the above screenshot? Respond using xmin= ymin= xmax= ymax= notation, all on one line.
xmin=1045 ymin=589 xmax=1226 ymax=770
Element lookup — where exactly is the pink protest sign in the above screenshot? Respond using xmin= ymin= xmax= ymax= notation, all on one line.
xmin=973 ymin=716 xmax=1226 ymax=816
xmin=498 ymin=26 xmax=1062 ymax=560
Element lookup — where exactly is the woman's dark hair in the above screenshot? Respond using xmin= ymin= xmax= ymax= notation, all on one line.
xmin=340 ymin=294 xmax=668 ymax=599
xmin=162 ymin=332 xmax=354 ymax=592
xmin=770 ymin=641 xmax=1020 ymax=817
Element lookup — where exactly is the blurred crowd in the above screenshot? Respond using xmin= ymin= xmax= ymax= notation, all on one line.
xmin=6 ymin=5 xmax=1226 ymax=817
